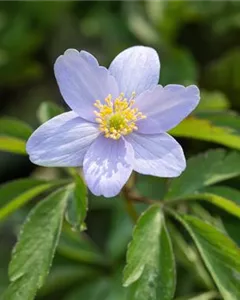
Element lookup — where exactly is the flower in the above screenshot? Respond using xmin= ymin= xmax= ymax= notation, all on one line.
xmin=26 ymin=46 xmax=200 ymax=197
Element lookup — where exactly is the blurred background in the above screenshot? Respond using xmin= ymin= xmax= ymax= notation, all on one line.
xmin=0 ymin=1 xmax=240 ymax=299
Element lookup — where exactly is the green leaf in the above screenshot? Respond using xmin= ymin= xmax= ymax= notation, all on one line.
xmin=170 ymin=117 xmax=240 ymax=150
xmin=168 ymin=222 xmax=214 ymax=289
xmin=58 ymin=226 xmax=105 ymax=266
xmin=39 ymin=264 xmax=99 ymax=296
xmin=183 ymin=188 xmax=240 ymax=220
xmin=0 ymin=118 xmax=32 ymax=140
xmin=166 ymin=149 xmax=240 ymax=200
xmin=123 ymin=205 xmax=176 ymax=300
xmin=136 ymin=175 xmax=166 ymax=200
xmin=106 ymin=203 xmax=133 ymax=260
xmin=177 ymin=214 xmax=240 ymax=300
xmin=0 ymin=118 xmax=33 ymax=155
xmin=197 ymin=112 xmax=240 ymax=134
xmin=203 ymin=48 xmax=240 ymax=108
xmin=125 ymin=1 xmax=160 ymax=45
xmin=3 ymin=187 xmax=70 ymax=300
xmin=196 ymin=90 xmax=230 ymax=112
xmin=64 ymin=270 xmax=127 ymax=300
xmin=0 ymin=178 xmax=67 ymax=221
xmin=37 ymin=101 xmax=64 ymax=124
xmin=175 ymin=291 xmax=218 ymax=300
xmin=0 ymin=137 xmax=27 ymax=155
xmin=64 ymin=279 xmax=110 ymax=300
xmin=204 ymin=186 xmax=240 ymax=205
xmin=160 ymin=48 xmax=197 ymax=85
xmin=65 ymin=174 xmax=88 ymax=231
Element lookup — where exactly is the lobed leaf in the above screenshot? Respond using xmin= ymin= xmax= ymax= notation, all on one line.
xmin=3 ymin=187 xmax=70 ymax=300
xmin=177 ymin=214 xmax=240 ymax=300
xmin=123 ymin=205 xmax=175 ymax=300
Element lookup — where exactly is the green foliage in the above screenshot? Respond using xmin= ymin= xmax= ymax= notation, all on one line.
xmin=123 ymin=205 xmax=175 ymax=300
xmin=177 ymin=214 xmax=240 ymax=300
xmin=3 ymin=187 xmax=70 ymax=300
xmin=58 ymin=226 xmax=105 ymax=266
xmin=195 ymin=90 xmax=230 ymax=112
xmin=0 ymin=118 xmax=32 ymax=154
xmin=0 ymin=2 xmax=240 ymax=300
xmin=65 ymin=174 xmax=88 ymax=231
xmin=166 ymin=149 xmax=240 ymax=199
xmin=0 ymin=178 xmax=66 ymax=221
xmin=0 ymin=118 xmax=32 ymax=140
xmin=170 ymin=117 xmax=240 ymax=150
xmin=37 ymin=102 xmax=64 ymax=124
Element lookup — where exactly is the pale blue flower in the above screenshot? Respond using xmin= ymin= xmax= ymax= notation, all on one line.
xmin=26 ymin=46 xmax=200 ymax=197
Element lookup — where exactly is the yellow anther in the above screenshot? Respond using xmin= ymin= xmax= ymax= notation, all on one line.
xmin=93 ymin=92 xmax=146 ymax=140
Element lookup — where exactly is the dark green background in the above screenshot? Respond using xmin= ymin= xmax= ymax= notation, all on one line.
xmin=0 ymin=1 xmax=240 ymax=299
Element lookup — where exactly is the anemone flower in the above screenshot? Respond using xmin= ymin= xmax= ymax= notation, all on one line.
xmin=26 ymin=46 xmax=200 ymax=197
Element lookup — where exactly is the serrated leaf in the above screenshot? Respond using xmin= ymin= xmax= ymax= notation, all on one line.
xmin=177 ymin=214 xmax=240 ymax=300
xmin=170 ymin=117 xmax=240 ymax=150
xmin=3 ymin=187 xmax=70 ymax=300
xmin=0 ymin=178 xmax=67 ymax=221
xmin=168 ymin=223 xmax=214 ymax=289
xmin=123 ymin=205 xmax=175 ymax=300
xmin=37 ymin=101 xmax=64 ymax=124
xmin=166 ymin=149 xmax=240 ymax=200
xmin=65 ymin=174 xmax=88 ymax=231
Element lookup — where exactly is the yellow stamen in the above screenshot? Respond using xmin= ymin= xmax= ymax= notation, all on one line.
xmin=94 ymin=92 xmax=146 ymax=140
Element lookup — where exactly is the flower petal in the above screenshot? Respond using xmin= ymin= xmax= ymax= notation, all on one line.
xmin=54 ymin=49 xmax=119 ymax=122
xmin=125 ymin=132 xmax=186 ymax=177
xmin=109 ymin=46 xmax=160 ymax=98
xmin=83 ymin=136 xmax=134 ymax=197
xmin=26 ymin=111 xmax=99 ymax=167
xmin=79 ymin=50 xmax=99 ymax=67
xmin=135 ymin=84 xmax=200 ymax=134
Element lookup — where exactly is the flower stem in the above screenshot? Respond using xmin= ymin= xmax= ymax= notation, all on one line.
xmin=124 ymin=196 xmax=139 ymax=223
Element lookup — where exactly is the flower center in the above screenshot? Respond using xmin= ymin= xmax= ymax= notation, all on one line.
xmin=94 ymin=93 xmax=146 ymax=140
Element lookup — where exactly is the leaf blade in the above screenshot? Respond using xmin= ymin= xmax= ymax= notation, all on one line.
xmin=177 ymin=214 xmax=240 ymax=300
xmin=4 ymin=187 xmax=70 ymax=300
xmin=166 ymin=149 xmax=240 ymax=200
xmin=170 ymin=117 xmax=240 ymax=150
xmin=66 ymin=174 xmax=88 ymax=231
xmin=124 ymin=205 xmax=176 ymax=300
xmin=0 ymin=179 xmax=67 ymax=221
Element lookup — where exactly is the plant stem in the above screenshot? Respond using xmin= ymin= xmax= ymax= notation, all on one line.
xmin=124 ymin=197 xmax=139 ymax=223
